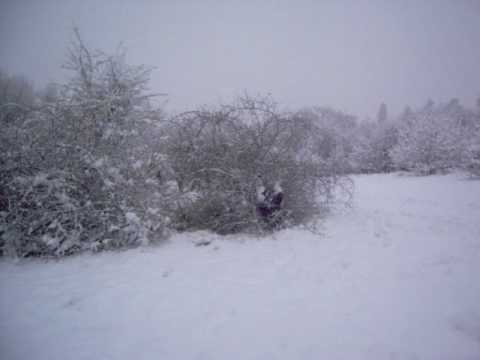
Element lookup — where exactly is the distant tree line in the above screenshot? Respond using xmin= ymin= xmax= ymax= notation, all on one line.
xmin=1 ymin=31 xmax=479 ymax=257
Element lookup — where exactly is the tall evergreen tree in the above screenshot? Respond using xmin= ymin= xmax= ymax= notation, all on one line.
xmin=377 ymin=102 xmax=388 ymax=123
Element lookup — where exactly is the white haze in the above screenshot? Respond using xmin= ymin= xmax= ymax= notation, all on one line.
xmin=1 ymin=0 xmax=479 ymax=118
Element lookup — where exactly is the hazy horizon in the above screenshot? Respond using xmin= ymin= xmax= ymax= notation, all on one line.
xmin=1 ymin=0 xmax=479 ymax=118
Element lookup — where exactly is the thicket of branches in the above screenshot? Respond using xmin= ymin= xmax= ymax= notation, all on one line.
xmin=1 ymin=30 xmax=166 ymax=257
xmin=391 ymin=100 xmax=479 ymax=175
xmin=301 ymin=100 xmax=480 ymax=177
xmin=161 ymin=98 xmax=351 ymax=234
xmin=1 ymin=32 xmax=352 ymax=257
xmin=1 ymin=30 xmax=479 ymax=257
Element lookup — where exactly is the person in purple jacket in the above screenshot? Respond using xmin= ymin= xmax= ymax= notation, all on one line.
xmin=256 ymin=180 xmax=284 ymax=229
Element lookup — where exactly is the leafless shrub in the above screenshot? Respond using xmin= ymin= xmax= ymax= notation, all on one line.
xmin=1 ymin=30 xmax=167 ymax=257
xmin=162 ymin=95 xmax=350 ymax=234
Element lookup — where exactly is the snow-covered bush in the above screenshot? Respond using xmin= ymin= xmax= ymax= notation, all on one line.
xmin=0 ymin=70 xmax=35 ymax=125
xmin=462 ymin=116 xmax=480 ymax=177
xmin=352 ymin=121 xmax=398 ymax=173
xmin=1 ymin=30 xmax=167 ymax=257
xmin=452 ymin=102 xmax=480 ymax=177
xmin=0 ymin=139 xmax=164 ymax=257
xmin=1 ymin=169 xmax=126 ymax=257
xmin=390 ymin=102 xmax=467 ymax=175
xmin=55 ymin=30 xmax=167 ymax=243
xmin=294 ymin=107 xmax=357 ymax=174
xmin=464 ymin=142 xmax=480 ymax=177
xmin=163 ymin=96 xmax=350 ymax=234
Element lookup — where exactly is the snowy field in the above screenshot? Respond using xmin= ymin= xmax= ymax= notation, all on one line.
xmin=1 ymin=173 xmax=480 ymax=360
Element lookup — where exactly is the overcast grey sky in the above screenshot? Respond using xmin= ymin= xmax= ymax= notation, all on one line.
xmin=1 ymin=0 xmax=479 ymax=118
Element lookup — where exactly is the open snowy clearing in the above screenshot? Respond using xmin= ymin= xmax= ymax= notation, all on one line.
xmin=1 ymin=173 xmax=480 ymax=360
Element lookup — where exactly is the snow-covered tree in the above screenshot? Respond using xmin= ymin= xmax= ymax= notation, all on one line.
xmin=351 ymin=117 xmax=398 ymax=174
xmin=390 ymin=101 xmax=467 ymax=175
xmin=377 ymin=102 xmax=388 ymax=124
xmin=462 ymin=104 xmax=480 ymax=177
xmin=295 ymin=107 xmax=357 ymax=175
xmin=1 ymin=30 xmax=167 ymax=257
xmin=162 ymin=96 xmax=351 ymax=234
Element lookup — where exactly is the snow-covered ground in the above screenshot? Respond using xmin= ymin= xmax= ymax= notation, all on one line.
xmin=1 ymin=173 xmax=480 ymax=360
